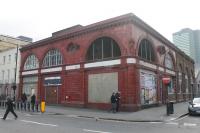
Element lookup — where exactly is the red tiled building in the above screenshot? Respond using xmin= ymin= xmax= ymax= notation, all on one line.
xmin=19 ymin=13 xmax=194 ymax=111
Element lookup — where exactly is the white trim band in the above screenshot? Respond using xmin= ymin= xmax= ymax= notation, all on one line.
xmin=45 ymin=76 xmax=61 ymax=80
xmin=84 ymin=59 xmax=121 ymax=68
xmin=158 ymin=67 xmax=164 ymax=72
xmin=127 ymin=58 xmax=136 ymax=64
xmin=66 ymin=64 xmax=80 ymax=70
xmin=166 ymin=69 xmax=175 ymax=76
xmin=22 ymin=70 xmax=38 ymax=75
xmin=41 ymin=67 xmax=62 ymax=73
xmin=139 ymin=60 xmax=157 ymax=70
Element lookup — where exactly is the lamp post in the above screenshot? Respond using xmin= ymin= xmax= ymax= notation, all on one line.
xmin=13 ymin=44 xmax=19 ymax=101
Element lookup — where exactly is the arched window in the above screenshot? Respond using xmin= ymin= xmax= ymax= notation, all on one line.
xmin=86 ymin=37 xmax=121 ymax=61
xmin=164 ymin=53 xmax=174 ymax=69
xmin=42 ymin=49 xmax=63 ymax=67
xmin=24 ymin=54 xmax=39 ymax=70
xmin=138 ymin=39 xmax=155 ymax=62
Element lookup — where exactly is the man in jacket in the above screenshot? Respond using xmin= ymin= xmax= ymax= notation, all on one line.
xmin=2 ymin=96 xmax=18 ymax=120
xmin=110 ymin=92 xmax=117 ymax=113
xmin=115 ymin=91 xmax=121 ymax=112
xmin=31 ymin=94 xmax=36 ymax=112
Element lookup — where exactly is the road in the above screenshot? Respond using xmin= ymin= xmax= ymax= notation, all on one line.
xmin=0 ymin=109 xmax=200 ymax=133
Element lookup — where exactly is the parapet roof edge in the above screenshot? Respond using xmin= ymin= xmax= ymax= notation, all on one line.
xmin=20 ymin=13 xmax=194 ymax=63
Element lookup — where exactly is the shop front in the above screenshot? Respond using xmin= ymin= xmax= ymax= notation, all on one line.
xmin=44 ymin=76 xmax=61 ymax=104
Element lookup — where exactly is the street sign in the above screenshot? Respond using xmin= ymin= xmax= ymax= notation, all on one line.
xmin=162 ymin=77 xmax=171 ymax=85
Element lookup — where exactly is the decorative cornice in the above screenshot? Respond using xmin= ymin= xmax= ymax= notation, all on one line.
xmin=20 ymin=13 xmax=133 ymax=51
xmin=20 ymin=13 xmax=194 ymax=64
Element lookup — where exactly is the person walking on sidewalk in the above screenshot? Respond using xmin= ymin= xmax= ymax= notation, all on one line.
xmin=115 ymin=91 xmax=121 ymax=112
xmin=2 ymin=96 xmax=18 ymax=120
xmin=21 ymin=93 xmax=27 ymax=111
xmin=31 ymin=94 xmax=36 ymax=112
xmin=110 ymin=92 xmax=117 ymax=113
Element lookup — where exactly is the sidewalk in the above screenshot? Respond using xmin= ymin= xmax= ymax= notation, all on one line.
xmin=42 ymin=102 xmax=189 ymax=122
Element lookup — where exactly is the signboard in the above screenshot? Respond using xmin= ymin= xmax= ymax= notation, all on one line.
xmin=44 ymin=76 xmax=61 ymax=86
xmin=162 ymin=77 xmax=171 ymax=85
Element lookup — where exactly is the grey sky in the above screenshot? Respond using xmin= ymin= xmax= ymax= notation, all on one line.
xmin=0 ymin=0 xmax=199 ymax=42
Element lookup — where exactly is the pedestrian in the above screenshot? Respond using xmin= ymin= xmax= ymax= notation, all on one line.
xmin=115 ymin=91 xmax=121 ymax=112
xmin=21 ymin=93 xmax=27 ymax=111
xmin=31 ymin=94 xmax=36 ymax=112
xmin=2 ymin=96 xmax=18 ymax=120
xmin=110 ymin=92 xmax=117 ymax=113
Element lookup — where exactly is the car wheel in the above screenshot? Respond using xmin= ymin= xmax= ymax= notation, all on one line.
xmin=188 ymin=110 xmax=193 ymax=115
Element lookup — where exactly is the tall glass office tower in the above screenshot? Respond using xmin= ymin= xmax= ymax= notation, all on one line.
xmin=173 ymin=28 xmax=200 ymax=69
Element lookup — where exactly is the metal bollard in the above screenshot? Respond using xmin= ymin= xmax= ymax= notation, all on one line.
xmin=1 ymin=101 xmax=3 ymax=108
xmin=24 ymin=102 xmax=26 ymax=111
xmin=27 ymin=102 xmax=30 ymax=112
xmin=32 ymin=103 xmax=34 ymax=112
xmin=36 ymin=103 xmax=39 ymax=112
xmin=4 ymin=101 xmax=6 ymax=108
xmin=17 ymin=102 xmax=20 ymax=110
xmin=20 ymin=102 xmax=23 ymax=110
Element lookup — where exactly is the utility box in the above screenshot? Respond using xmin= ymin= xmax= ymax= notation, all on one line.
xmin=167 ymin=101 xmax=174 ymax=115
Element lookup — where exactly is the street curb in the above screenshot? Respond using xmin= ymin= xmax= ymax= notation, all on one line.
xmin=12 ymin=108 xmax=189 ymax=123
xmin=172 ymin=113 xmax=189 ymax=121
xmin=77 ymin=115 xmax=163 ymax=123
xmin=77 ymin=112 xmax=189 ymax=123
xmin=21 ymin=111 xmax=188 ymax=123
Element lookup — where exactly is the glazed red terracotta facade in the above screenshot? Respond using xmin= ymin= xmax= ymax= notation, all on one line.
xmin=19 ymin=13 xmax=195 ymax=111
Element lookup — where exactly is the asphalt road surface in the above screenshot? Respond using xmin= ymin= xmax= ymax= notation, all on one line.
xmin=0 ymin=109 xmax=200 ymax=133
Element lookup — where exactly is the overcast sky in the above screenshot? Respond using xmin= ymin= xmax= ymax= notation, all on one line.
xmin=0 ymin=0 xmax=199 ymax=42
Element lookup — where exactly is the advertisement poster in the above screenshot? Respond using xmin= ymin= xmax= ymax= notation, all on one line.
xmin=140 ymin=70 xmax=157 ymax=105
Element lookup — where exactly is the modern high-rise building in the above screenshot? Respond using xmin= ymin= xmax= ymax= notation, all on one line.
xmin=173 ymin=28 xmax=200 ymax=69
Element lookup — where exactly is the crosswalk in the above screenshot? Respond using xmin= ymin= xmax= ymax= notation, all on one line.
xmin=165 ymin=122 xmax=198 ymax=127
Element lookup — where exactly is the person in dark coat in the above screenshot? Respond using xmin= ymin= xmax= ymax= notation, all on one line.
xmin=2 ymin=97 xmax=18 ymax=120
xmin=31 ymin=94 xmax=36 ymax=112
xmin=110 ymin=92 xmax=117 ymax=113
xmin=115 ymin=91 xmax=121 ymax=112
xmin=21 ymin=93 xmax=27 ymax=111
xmin=21 ymin=93 xmax=27 ymax=103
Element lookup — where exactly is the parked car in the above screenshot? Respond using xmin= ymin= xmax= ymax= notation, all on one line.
xmin=188 ymin=97 xmax=200 ymax=115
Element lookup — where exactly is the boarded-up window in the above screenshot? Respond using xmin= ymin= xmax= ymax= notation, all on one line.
xmin=88 ymin=72 xmax=118 ymax=103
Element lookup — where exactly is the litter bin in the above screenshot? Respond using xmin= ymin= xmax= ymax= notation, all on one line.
xmin=166 ymin=101 xmax=174 ymax=115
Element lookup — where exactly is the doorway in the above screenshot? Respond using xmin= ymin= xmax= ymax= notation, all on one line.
xmin=45 ymin=86 xmax=58 ymax=104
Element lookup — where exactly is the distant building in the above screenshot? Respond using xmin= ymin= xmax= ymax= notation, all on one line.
xmin=17 ymin=36 xmax=33 ymax=42
xmin=0 ymin=35 xmax=31 ymax=100
xmin=173 ymin=28 xmax=200 ymax=69
xmin=19 ymin=13 xmax=194 ymax=111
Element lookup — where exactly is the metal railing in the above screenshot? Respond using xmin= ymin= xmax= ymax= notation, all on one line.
xmin=0 ymin=100 xmax=40 ymax=112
